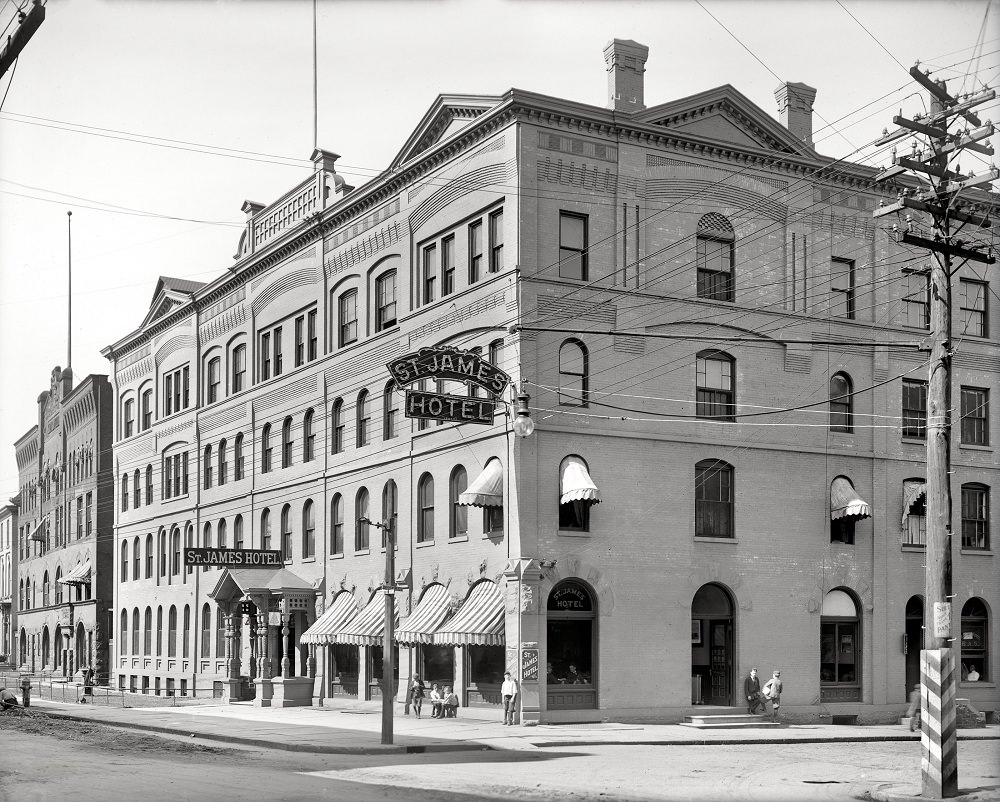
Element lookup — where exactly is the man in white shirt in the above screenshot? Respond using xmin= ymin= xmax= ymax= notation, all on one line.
xmin=501 ymin=671 xmax=518 ymax=725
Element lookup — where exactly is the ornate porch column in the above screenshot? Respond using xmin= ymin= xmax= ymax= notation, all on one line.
xmin=280 ymin=612 xmax=291 ymax=679
xmin=504 ymin=558 xmax=543 ymax=726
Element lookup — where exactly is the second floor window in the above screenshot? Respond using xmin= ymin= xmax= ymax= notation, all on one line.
xmin=902 ymin=272 xmax=930 ymax=329
xmin=207 ymin=357 xmax=221 ymax=403
xmin=442 ymin=235 xmax=456 ymax=296
xmin=417 ymin=473 xmax=434 ymax=542
xmin=830 ymin=373 xmax=853 ymax=432
xmin=423 ymin=244 xmax=437 ymax=304
xmin=376 ymin=271 xmax=397 ymax=331
xmin=696 ymin=351 xmax=735 ymax=422
xmin=232 ymin=344 xmax=246 ymax=392
xmin=339 ymin=290 xmax=358 ymax=346
xmin=961 ymin=484 xmax=990 ymax=550
xmin=902 ymin=380 xmax=927 ymax=439
xmin=960 ymin=279 xmax=988 ymax=338
xmin=696 ymin=214 xmax=735 ymax=302
xmin=830 ymin=257 xmax=855 ymax=319
xmin=357 ymin=390 xmax=370 ymax=447
xmin=961 ymin=387 xmax=989 ymax=446
xmin=330 ymin=494 xmax=343 ymax=555
xmin=559 ymin=212 xmax=588 ymax=280
xmin=695 ymin=459 xmax=734 ymax=538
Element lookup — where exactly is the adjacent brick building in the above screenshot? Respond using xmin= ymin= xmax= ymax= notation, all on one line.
xmin=100 ymin=40 xmax=997 ymax=722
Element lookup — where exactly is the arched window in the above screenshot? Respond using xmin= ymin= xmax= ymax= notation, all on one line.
xmin=133 ymin=535 xmax=141 ymax=579
xmin=331 ymin=398 xmax=345 ymax=454
xmin=820 ymin=589 xmax=860 ymax=701
xmin=234 ymin=432 xmax=245 ymax=480
xmin=961 ymin=598 xmax=989 ymax=681
xmin=200 ymin=603 xmax=211 ymax=658
xmin=695 ymin=459 xmax=734 ymax=538
xmin=559 ymin=455 xmax=599 ymax=531
xmin=696 ymin=350 xmax=735 ymax=422
xmin=417 ymin=473 xmax=435 ymax=543
xmin=357 ymin=390 xmax=370 ymax=448
xmin=330 ymin=494 xmax=344 ymax=555
xmin=382 ymin=480 xmax=397 ymax=549
xmin=261 ymin=423 xmax=272 ymax=473
xmin=120 ymin=610 xmax=129 ymax=655
xmin=282 ymin=416 xmax=293 ymax=468
xmin=182 ymin=605 xmax=191 ymax=658
xmin=145 ymin=533 xmax=153 ymax=578
xmin=450 ymin=466 xmax=468 ymax=538
xmin=121 ymin=474 xmax=129 ymax=512
xmin=355 ymin=488 xmax=370 ymax=551
xmin=339 ymin=288 xmax=359 ymax=346
xmin=830 ymin=373 xmax=853 ymax=432
xmin=302 ymin=499 xmax=315 ymax=559
xmin=547 ymin=579 xmax=597 ymax=710
xmin=145 ymin=465 xmax=153 ymax=504
xmin=218 ymin=438 xmax=228 ymax=485
xmin=185 ymin=524 xmax=194 ymax=576
xmin=123 ymin=398 xmax=135 ymax=438
xmin=42 ymin=571 xmax=50 ymax=607
xmin=383 ymin=382 xmax=398 ymax=440
xmin=696 ymin=213 xmax=735 ymax=302
xmin=156 ymin=606 xmax=163 ymax=656
xmin=231 ymin=343 xmax=247 ymax=393
xmin=207 ymin=356 xmax=221 ymax=404
xmin=558 ymin=339 xmax=588 ymax=407
xmin=141 ymin=387 xmax=153 ymax=430
xmin=233 ymin=514 xmax=244 ymax=550
xmin=121 ymin=540 xmax=129 ymax=582
xmin=375 ymin=270 xmax=397 ymax=331
xmin=217 ymin=518 xmax=227 ymax=550
xmin=143 ymin=607 xmax=152 ymax=656
xmin=303 ymin=409 xmax=315 ymax=462
xmin=171 ymin=527 xmax=181 ymax=576
xmin=281 ymin=504 xmax=292 ymax=561
xmin=168 ymin=605 xmax=177 ymax=657
xmin=132 ymin=608 xmax=140 ymax=655
xmin=133 ymin=470 xmax=141 ymax=510
xmin=203 ymin=444 xmax=213 ymax=489
xmin=961 ymin=483 xmax=990 ymax=550
xmin=54 ymin=568 xmax=63 ymax=604
xmin=216 ymin=607 xmax=225 ymax=658
xmin=261 ymin=508 xmax=272 ymax=551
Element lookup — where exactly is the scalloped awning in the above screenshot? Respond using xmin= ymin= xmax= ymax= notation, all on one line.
xmin=831 ymin=477 xmax=871 ymax=521
xmin=301 ymin=592 xmax=358 ymax=646
xmin=459 ymin=459 xmax=503 ymax=507
xmin=560 ymin=456 xmax=601 ymax=506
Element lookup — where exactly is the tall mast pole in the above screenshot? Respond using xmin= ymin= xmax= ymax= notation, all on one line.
xmin=67 ymin=210 xmax=72 ymax=371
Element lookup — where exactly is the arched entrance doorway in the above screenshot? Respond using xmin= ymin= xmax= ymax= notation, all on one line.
xmin=691 ymin=583 xmax=734 ymax=706
xmin=904 ymin=595 xmax=923 ymax=695
xmin=41 ymin=627 xmax=50 ymax=669
xmin=547 ymin=579 xmax=597 ymax=710
xmin=820 ymin=588 xmax=861 ymax=702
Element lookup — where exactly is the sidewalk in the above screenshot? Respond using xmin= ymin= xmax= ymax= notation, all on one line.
xmin=26 ymin=697 xmax=1000 ymax=755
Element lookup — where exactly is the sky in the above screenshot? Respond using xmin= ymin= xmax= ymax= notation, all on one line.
xmin=0 ymin=0 xmax=996 ymax=502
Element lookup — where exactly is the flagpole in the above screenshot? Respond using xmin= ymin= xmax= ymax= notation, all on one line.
xmin=67 ymin=210 xmax=72 ymax=371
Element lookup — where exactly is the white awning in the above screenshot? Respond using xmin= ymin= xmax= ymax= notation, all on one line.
xmin=831 ymin=477 xmax=871 ymax=521
xmin=334 ymin=593 xmax=400 ymax=646
xmin=396 ymin=584 xmax=453 ymax=645
xmin=58 ymin=560 xmax=92 ymax=586
xmin=901 ymin=480 xmax=927 ymax=531
xmin=433 ymin=580 xmax=504 ymax=647
xmin=301 ymin=592 xmax=358 ymax=645
xmin=458 ymin=459 xmax=503 ymax=507
xmin=560 ymin=456 xmax=600 ymax=505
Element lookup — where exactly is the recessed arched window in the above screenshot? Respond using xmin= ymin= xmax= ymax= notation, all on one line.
xmin=695 ymin=459 xmax=734 ymax=538
xmin=696 ymin=350 xmax=735 ymax=422
xmin=281 ymin=504 xmax=292 ymax=561
xmin=282 ymin=416 xmax=294 ymax=468
xmin=145 ymin=533 xmax=153 ymax=578
xmin=120 ymin=610 xmax=129 ymax=655
xmin=54 ymin=568 xmax=62 ymax=604
xmin=156 ymin=606 xmax=163 ymax=656
xmin=357 ymin=390 xmax=370 ymax=448
xmin=261 ymin=508 xmax=272 ymax=551
xmin=303 ymin=409 xmax=315 ymax=462
xmin=159 ymin=529 xmax=167 ymax=577
xmin=355 ymin=488 xmax=370 ymax=551
xmin=216 ymin=607 xmax=225 ymax=658
xmin=133 ymin=470 xmax=141 ymax=511
xmin=121 ymin=474 xmax=129 ymax=512
xmin=383 ymin=381 xmax=399 ymax=440
xmin=145 ymin=465 xmax=153 ymax=505
xmin=339 ymin=288 xmax=358 ymax=346
xmin=330 ymin=494 xmax=344 ymax=555
xmin=331 ymin=399 xmax=344 ymax=455
xmin=141 ymin=387 xmax=153 ymax=430
xmin=418 ymin=473 xmax=435 ymax=543
xmin=143 ymin=606 xmax=152 ymax=656
xmin=171 ymin=527 xmax=181 ymax=577
xmin=261 ymin=423 xmax=272 ymax=473
xmin=182 ymin=605 xmax=191 ymax=658
xmin=302 ymin=499 xmax=315 ymax=559
xmin=217 ymin=518 xmax=227 ymax=550
xmin=233 ymin=515 xmax=244 ymax=550
xmin=203 ymin=444 xmax=213 ymax=489
xmin=696 ymin=213 xmax=735 ymax=302
xmin=450 ymin=466 xmax=468 ymax=538
xmin=207 ymin=356 xmax=221 ymax=404
xmin=961 ymin=597 xmax=989 ymax=681
xmin=123 ymin=398 xmax=135 ymax=438
xmin=133 ymin=535 xmax=141 ymax=579
xmin=121 ymin=540 xmax=129 ymax=582
xmin=218 ymin=438 xmax=228 ymax=485
xmin=168 ymin=605 xmax=177 ymax=657
xmin=234 ymin=433 xmax=245 ymax=480
xmin=830 ymin=372 xmax=853 ymax=432
xmin=559 ymin=339 xmax=588 ymax=407
xmin=132 ymin=608 xmax=140 ymax=654
xmin=231 ymin=342 xmax=247 ymax=393
xmin=42 ymin=571 xmax=50 ymax=607
xmin=185 ymin=524 xmax=194 ymax=576
xmin=820 ymin=588 xmax=861 ymax=701
xmin=200 ymin=603 xmax=211 ymax=658
xmin=382 ymin=480 xmax=397 ymax=549
xmin=375 ymin=270 xmax=397 ymax=332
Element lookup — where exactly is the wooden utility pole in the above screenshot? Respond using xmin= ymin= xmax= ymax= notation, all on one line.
xmin=874 ymin=67 xmax=996 ymax=799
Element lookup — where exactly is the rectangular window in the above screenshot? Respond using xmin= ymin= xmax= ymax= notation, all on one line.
xmin=273 ymin=326 xmax=283 ymax=376
xmin=469 ymin=220 xmax=483 ymax=284
xmin=261 ymin=332 xmax=271 ymax=380
xmin=124 ymin=401 xmax=134 ymax=438
xmin=207 ymin=358 xmax=220 ymax=404
xmin=76 ymin=497 xmax=83 ymax=539
xmin=696 ymin=355 xmax=734 ymax=421
xmin=307 ymin=310 xmax=318 ymax=361
xmin=902 ymin=380 xmax=927 ymax=439
xmin=164 ymin=374 xmax=173 ymax=416
xmin=904 ymin=494 xmax=926 ymax=547
xmin=961 ymin=485 xmax=989 ymax=550
xmin=695 ymin=464 xmax=733 ymax=537
xmin=961 ymin=387 xmax=989 ymax=446
xmin=902 ymin=272 xmax=930 ymax=329
xmin=232 ymin=345 xmax=246 ymax=393
xmin=489 ymin=209 xmax=503 ymax=273
xmin=831 ymin=257 xmax=855 ymax=319
xmin=142 ymin=390 xmax=152 ymax=430
xmin=376 ymin=272 xmax=397 ymax=332
xmin=181 ymin=366 xmax=189 ymax=410
xmin=442 ymin=235 xmax=456 ymax=296
xmin=559 ymin=212 xmax=588 ymax=280
xmin=294 ymin=316 xmax=305 ymax=367
xmin=696 ymin=237 xmax=734 ymax=301
xmin=339 ymin=291 xmax=358 ymax=346
xmin=960 ymin=279 xmax=988 ymax=338
xmin=484 ymin=505 xmax=503 ymax=535
xmin=423 ymin=244 xmax=437 ymax=304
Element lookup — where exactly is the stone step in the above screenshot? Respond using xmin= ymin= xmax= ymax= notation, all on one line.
xmin=679 ymin=720 xmax=783 ymax=729
xmin=684 ymin=713 xmax=771 ymax=725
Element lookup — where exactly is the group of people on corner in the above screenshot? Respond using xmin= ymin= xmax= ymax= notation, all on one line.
xmin=406 ymin=670 xmax=520 ymax=726
xmin=743 ymin=667 xmax=783 ymax=722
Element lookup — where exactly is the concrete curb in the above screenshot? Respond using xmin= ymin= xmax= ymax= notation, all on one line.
xmin=867 ymin=783 xmax=999 ymax=802
xmin=534 ymin=733 xmax=1000 ymax=748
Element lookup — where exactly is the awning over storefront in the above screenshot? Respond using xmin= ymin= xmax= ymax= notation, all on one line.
xmin=901 ymin=480 xmax=927 ymax=530
xmin=58 ymin=560 xmax=91 ymax=586
xmin=433 ymin=580 xmax=504 ymax=646
xmin=396 ymin=583 xmax=452 ymax=645
xmin=29 ymin=519 xmax=47 ymax=542
xmin=560 ymin=456 xmax=601 ymax=506
xmin=300 ymin=592 xmax=358 ymax=645
xmin=459 ymin=459 xmax=503 ymax=507
xmin=334 ymin=593 xmax=400 ymax=646
xmin=831 ymin=477 xmax=872 ymax=521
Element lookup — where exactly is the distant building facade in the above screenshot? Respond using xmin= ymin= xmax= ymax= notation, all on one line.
xmin=102 ymin=40 xmax=997 ymax=721
xmin=12 ymin=368 xmax=114 ymax=680
xmin=0 ymin=503 xmax=15 ymax=663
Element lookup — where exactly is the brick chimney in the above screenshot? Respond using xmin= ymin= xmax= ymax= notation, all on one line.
xmin=604 ymin=39 xmax=649 ymax=112
xmin=774 ymin=82 xmax=817 ymax=146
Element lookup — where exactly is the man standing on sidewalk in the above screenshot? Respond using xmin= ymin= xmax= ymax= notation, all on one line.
xmin=743 ymin=668 xmax=762 ymax=714
xmin=762 ymin=670 xmax=783 ymax=722
xmin=501 ymin=671 xmax=518 ymax=726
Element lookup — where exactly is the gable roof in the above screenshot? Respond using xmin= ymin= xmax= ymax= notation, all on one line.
xmin=140 ymin=276 xmax=206 ymax=328
xmin=389 ymin=93 xmax=504 ymax=169
xmin=636 ymin=84 xmax=818 ymax=158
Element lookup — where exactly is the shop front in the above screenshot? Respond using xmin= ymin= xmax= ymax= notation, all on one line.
xmin=332 ymin=592 xmax=400 ymax=701
xmin=396 ymin=583 xmax=455 ymax=693
xmin=434 ymin=579 xmax=505 ymax=708
xmin=546 ymin=579 xmax=597 ymax=710
xmin=300 ymin=591 xmax=360 ymax=700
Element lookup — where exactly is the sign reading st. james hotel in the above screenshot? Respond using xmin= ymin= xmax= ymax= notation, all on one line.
xmin=387 ymin=346 xmax=512 ymax=425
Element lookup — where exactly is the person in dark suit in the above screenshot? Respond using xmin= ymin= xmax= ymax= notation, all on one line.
xmin=743 ymin=667 xmax=763 ymax=714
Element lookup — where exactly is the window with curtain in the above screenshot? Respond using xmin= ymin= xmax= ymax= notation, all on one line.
xmin=183 ymin=605 xmax=190 ymax=658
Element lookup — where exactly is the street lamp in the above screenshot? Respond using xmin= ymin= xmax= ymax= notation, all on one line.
xmin=512 ymin=380 xmax=535 ymax=438
xmin=358 ymin=515 xmax=397 ymax=745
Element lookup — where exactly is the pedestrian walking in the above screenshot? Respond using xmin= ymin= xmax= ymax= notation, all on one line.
xmin=906 ymin=683 xmax=921 ymax=732
xmin=501 ymin=670 xmax=518 ymax=725
xmin=743 ymin=667 xmax=764 ymax=714
xmin=762 ymin=670 xmax=783 ymax=722
xmin=410 ymin=674 xmax=426 ymax=719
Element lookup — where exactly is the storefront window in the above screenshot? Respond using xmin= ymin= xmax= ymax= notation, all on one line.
xmin=467 ymin=644 xmax=505 ymax=706
xmin=547 ymin=580 xmax=597 ymax=709
xmin=369 ymin=645 xmax=399 ymax=698
xmin=820 ymin=588 xmax=860 ymax=702
xmin=961 ymin=598 xmax=989 ymax=681
xmin=421 ymin=644 xmax=454 ymax=687
xmin=330 ymin=644 xmax=358 ymax=696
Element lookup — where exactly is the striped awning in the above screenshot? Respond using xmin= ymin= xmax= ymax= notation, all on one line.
xmin=333 ymin=593 xmax=399 ymax=646
xmin=560 ymin=456 xmax=600 ymax=506
xmin=301 ymin=592 xmax=358 ymax=645
xmin=396 ymin=584 xmax=452 ymax=645
xmin=58 ymin=560 xmax=92 ymax=586
xmin=831 ymin=477 xmax=872 ymax=521
xmin=433 ymin=580 xmax=504 ymax=646
xmin=459 ymin=459 xmax=503 ymax=507
xmin=901 ymin=480 xmax=926 ymax=531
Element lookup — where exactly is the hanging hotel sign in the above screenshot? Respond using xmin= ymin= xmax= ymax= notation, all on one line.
xmin=387 ymin=346 xmax=512 ymax=425
xmin=184 ymin=548 xmax=283 ymax=568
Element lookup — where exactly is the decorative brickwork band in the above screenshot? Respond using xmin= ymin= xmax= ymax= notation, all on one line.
xmin=920 ymin=648 xmax=958 ymax=798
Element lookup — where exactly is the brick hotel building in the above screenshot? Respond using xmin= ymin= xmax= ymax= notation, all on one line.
xmin=100 ymin=40 xmax=997 ymax=722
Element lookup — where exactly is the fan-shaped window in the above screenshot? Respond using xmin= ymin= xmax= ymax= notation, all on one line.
xmin=559 ymin=339 xmax=588 ymax=407
xmin=830 ymin=372 xmax=853 ymax=432
xmin=696 ymin=213 xmax=735 ymax=302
